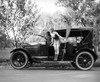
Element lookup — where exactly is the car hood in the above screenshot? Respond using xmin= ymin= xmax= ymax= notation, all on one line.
xmin=22 ymin=42 xmax=46 ymax=48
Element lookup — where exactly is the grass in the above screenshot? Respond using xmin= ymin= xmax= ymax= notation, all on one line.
xmin=0 ymin=48 xmax=12 ymax=66
xmin=0 ymin=48 xmax=12 ymax=60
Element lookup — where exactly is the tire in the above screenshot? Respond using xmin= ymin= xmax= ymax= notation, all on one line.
xmin=10 ymin=51 xmax=29 ymax=70
xmin=75 ymin=51 xmax=94 ymax=71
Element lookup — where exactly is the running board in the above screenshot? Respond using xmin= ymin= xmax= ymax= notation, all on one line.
xmin=41 ymin=61 xmax=72 ymax=64
xmin=32 ymin=61 xmax=72 ymax=67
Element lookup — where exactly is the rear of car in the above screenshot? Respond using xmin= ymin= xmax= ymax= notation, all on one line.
xmin=57 ymin=28 xmax=98 ymax=70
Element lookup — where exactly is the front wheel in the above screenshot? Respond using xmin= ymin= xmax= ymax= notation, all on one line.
xmin=75 ymin=51 xmax=94 ymax=70
xmin=10 ymin=51 xmax=29 ymax=70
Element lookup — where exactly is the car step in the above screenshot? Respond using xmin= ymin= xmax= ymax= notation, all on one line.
xmin=41 ymin=61 xmax=71 ymax=64
xmin=32 ymin=61 xmax=72 ymax=67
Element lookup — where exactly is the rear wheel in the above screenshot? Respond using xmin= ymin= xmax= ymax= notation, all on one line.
xmin=10 ymin=51 xmax=29 ymax=70
xmin=75 ymin=51 xmax=94 ymax=70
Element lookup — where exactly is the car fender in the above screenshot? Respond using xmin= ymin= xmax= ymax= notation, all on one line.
xmin=11 ymin=48 xmax=29 ymax=53
xmin=10 ymin=48 xmax=33 ymax=61
xmin=74 ymin=48 xmax=98 ymax=61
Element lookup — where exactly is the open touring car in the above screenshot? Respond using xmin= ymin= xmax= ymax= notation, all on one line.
xmin=10 ymin=28 xmax=98 ymax=70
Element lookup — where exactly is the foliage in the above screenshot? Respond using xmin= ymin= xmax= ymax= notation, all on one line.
xmin=0 ymin=0 xmax=40 ymax=47
xmin=57 ymin=0 xmax=96 ymax=27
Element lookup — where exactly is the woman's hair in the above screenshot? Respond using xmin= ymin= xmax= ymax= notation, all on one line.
xmin=47 ymin=31 xmax=51 ymax=37
xmin=49 ymin=27 xmax=54 ymax=31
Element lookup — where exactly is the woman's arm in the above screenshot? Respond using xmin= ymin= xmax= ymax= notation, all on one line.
xmin=55 ymin=32 xmax=67 ymax=43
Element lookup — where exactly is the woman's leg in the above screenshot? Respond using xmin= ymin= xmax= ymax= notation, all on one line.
xmin=54 ymin=43 xmax=57 ymax=60
xmin=54 ymin=42 xmax=60 ymax=61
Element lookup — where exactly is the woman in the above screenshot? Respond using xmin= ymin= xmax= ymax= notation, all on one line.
xmin=49 ymin=28 xmax=66 ymax=61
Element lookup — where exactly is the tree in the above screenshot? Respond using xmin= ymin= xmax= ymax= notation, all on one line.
xmin=0 ymin=0 xmax=40 ymax=47
xmin=89 ymin=2 xmax=100 ymax=47
xmin=37 ymin=12 xmax=72 ymax=40
xmin=57 ymin=0 xmax=96 ymax=27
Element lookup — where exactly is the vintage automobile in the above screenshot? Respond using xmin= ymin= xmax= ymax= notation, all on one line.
xmin=10 ymin=28 xmax=98 ymax=70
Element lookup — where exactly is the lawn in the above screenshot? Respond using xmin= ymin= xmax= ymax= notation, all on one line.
xmin=0 ymin=48 xmax=12 ymax=60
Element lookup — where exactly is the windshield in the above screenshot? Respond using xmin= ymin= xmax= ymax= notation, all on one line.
xmin=25 ymin=35 xmax=46 ymax=45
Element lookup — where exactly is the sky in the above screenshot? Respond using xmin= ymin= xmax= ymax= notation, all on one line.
xmin=34 ymin=0 xmax=65 ymax=15
xmin=31 ymin=0 xmax=100 ymax=16
xmin=95 ymin=0 xmax=100 ymax=3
